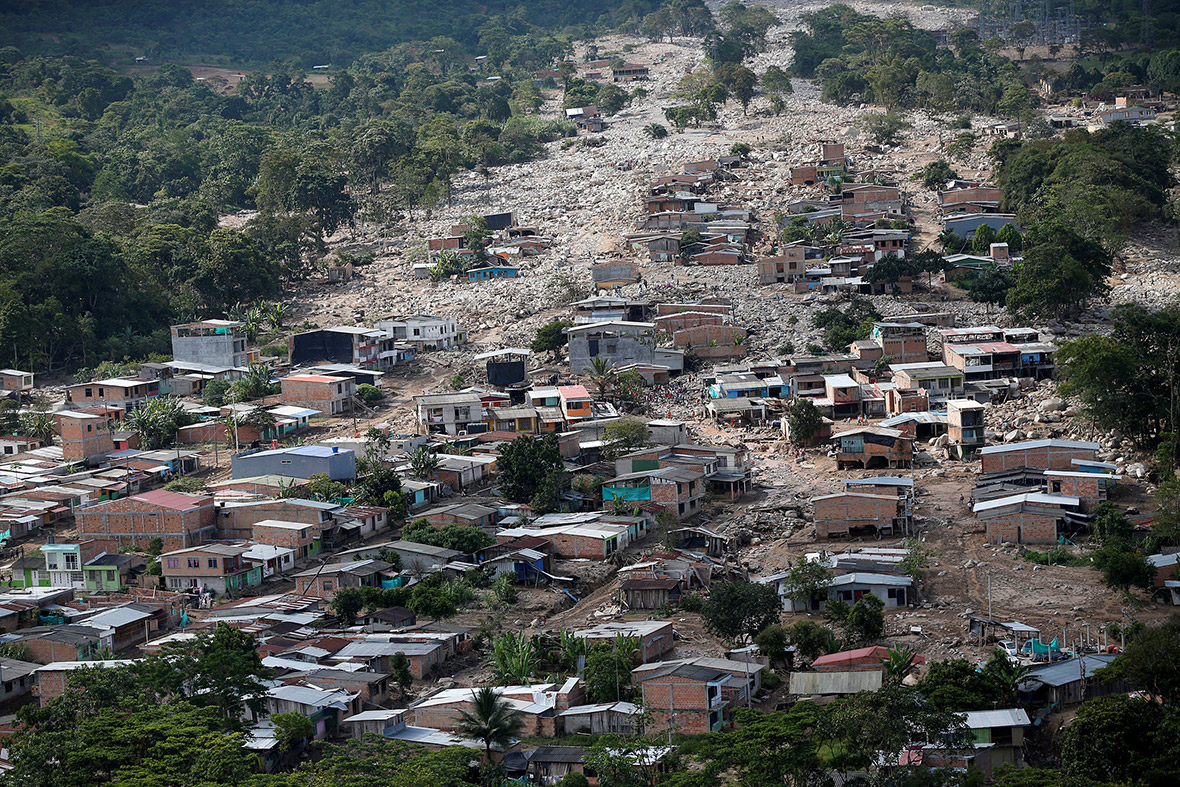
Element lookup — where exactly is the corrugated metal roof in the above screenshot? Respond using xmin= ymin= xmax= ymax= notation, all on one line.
xmin=1026 ymin=655 xmax=1116 ymax=687
xmin=962 ymin=708 xmax=1030 ymax=729
xmin=789 ymin=670 xmax=882 ymax=695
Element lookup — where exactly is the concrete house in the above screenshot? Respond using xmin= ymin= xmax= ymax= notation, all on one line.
xmin=891 ymin=363 xmax=965 ymax=403
xmin=170 ymin=320 xmax=255 ymax=369
xmin=962 ymin=708 xmax=1030 ymax=770
xmin=947 ymin=399 xmax=986 ymax=457
xmin=252 ymin=519 xmax=320 ymax=561
xmin=376 ymin=315 xmax=462 ymax=351
xmin=414 ymin=392 xmax=484 ymax=435
xmin=231 ymin=445 xmax=356 ymax=481
xmin=565 ymin=322 xmax=684 ymax=376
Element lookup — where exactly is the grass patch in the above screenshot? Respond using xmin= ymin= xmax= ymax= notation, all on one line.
xmin=1019 ymin=546 xmax=1089 ymax=567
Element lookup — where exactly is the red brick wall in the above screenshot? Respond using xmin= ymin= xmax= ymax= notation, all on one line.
xmin=638 ymin=678 xmax=713 ymax=734
xmin=76 ymin=498 xmax=217 ymax=552
xmin=984 ymin=512 xmax=1058 ymax=544
xmin=252 ymin=522 xmax=314 ymax=552
xmin=981 ymin=446 xmax=1096 ymax=474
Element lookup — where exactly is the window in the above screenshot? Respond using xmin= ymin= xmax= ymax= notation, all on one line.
xmin=187 ymin=558 xmax=200 ymax=568
xmin=166 ymin=558 xmax=179 ymax=569
xmin=63 ymin=554 xmax=79 ymax=571
xmin=207 ymin=558 xmax=218 ymax=568
xmin=322 ymin=580 xmax=333 ymax=591
xmin=85 ymin=388 xmax=92 ymax=397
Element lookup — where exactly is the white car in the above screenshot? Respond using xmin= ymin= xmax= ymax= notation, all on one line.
xmin=996 ymin=640 xmax=1019 ymax=658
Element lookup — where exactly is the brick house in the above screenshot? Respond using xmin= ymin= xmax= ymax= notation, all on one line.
xmin=292 ymin=559 xmax=394 ymax=601
xmin=160 ymin=543 xmax=262 ymax=594
xmin=219 ymin=498 xmax=340 ymax=541
xmin=75 ymin=489 xmax=217 ymax=552
xmin=15 ymin=624 xmax=108 ymax=663
xmin=633 ymin=662 xmax=729 ymax=734
xmin=0 ymin=369 xmax=33 ymax=392
xmin=55 ymin=410 xmax=115 ymax=463
xmin=411 ymin=680 xmax=580 ymax=737
xmin=1041 ymin=471 xmax=1120 ymax=512
xmin=280 ymin=374 xmax=355 ymax=415
xmin=891 ymin=363 xmax=965 ymax=404
xmin=633 ymin=656 xmax=763 ymax=706
xmin=812 ymin=492 xmax=910 ymax=539
xmin=979 ymin=440 xmax=1100 ymax=474
xmin=869 ymin=322 xmax=929 ymax=364
xmin=33 ymin=660 xmax=137 ymax=706
xmin=419 ymin=503 xmax=497 ymax=530
xmin=252 ymin=519 xmax=319 ymax=560
xmin=65 ymin=378 xmax=160 ymax=413
xmin=602 ymin=467 xmax=703 ymax=520
xmin=973 ymin=492 xmax=1082 ymax=544
xmin=278 ymin=667 xmax=391 ymax=706
xmin=333 ymin=638 xmax=445 ymax=680
xmin=832 ymin=427 xmax=913 ymax=470
xmin=672 ymin=325 xmax=748 ymax=361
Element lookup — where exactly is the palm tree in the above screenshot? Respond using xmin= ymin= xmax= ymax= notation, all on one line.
xmin=643 ymin=123 xmax=668 ymax=139
xmin=583 ymin=356 xmax=615 ymax=399
xmin=880 ymin=645 xmax=917 ymax=686
xmin=454 ymin=686 xmax=525 ymax=761
xmin=987 ymin=654 xmax=1031 ymax=704
xmin=20 ymin=411 xmax=56 ymax=446
xmin=409 ymin=445 xmax=440 ymax=480
xmin=246 ymin=364 xmax=276 ymax=400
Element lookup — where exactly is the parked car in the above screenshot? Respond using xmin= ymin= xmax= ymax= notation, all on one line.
xmin=996 ymin=640 xmax=1019 ymax=658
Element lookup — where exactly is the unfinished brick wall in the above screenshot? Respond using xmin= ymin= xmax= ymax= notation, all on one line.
xmin=638 ymin=678 xmax=713 ymax=734
xmin=984 ymin=512 xmax=1059 ymax=544
xmin=981 ymin=446 xmax=1096 ymax=474
xmin=76 ymin=498 xmax=217 ymax=552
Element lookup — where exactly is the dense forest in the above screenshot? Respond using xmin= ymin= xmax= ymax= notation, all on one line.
xmin=0 ymin=0 xmax=670 ymax=373
xmin=790 ymin=6 xmax=1034 ymax=115
xmin=0 ymin=0 xmax=662 ymax=66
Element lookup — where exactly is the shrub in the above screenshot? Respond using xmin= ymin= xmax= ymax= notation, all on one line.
xmin=260 ymin=345 xmax=286 ymax=357
xmin=356 ymin=383 xmax=383 ymax=403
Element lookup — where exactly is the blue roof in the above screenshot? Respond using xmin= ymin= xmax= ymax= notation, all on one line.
xmin=1026 ymin=654 xmax=1116 ymax=687
xmin=248 ymin=445 xmax=349 ymax=458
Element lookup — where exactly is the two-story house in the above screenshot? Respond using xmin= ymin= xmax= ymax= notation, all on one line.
xmin=65 ymin=378 xmax=160 ymax=413
xmin=159 ymin=543 xmax=261 ymax=594
xmin=413 ymin=392 xmax=484 ymax=435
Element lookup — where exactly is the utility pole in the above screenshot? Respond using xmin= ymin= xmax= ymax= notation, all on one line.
xmin=230 ymin=389 xmax=240 ymax=453
xmin=987 ymin=571 xmax=993 ymax=619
